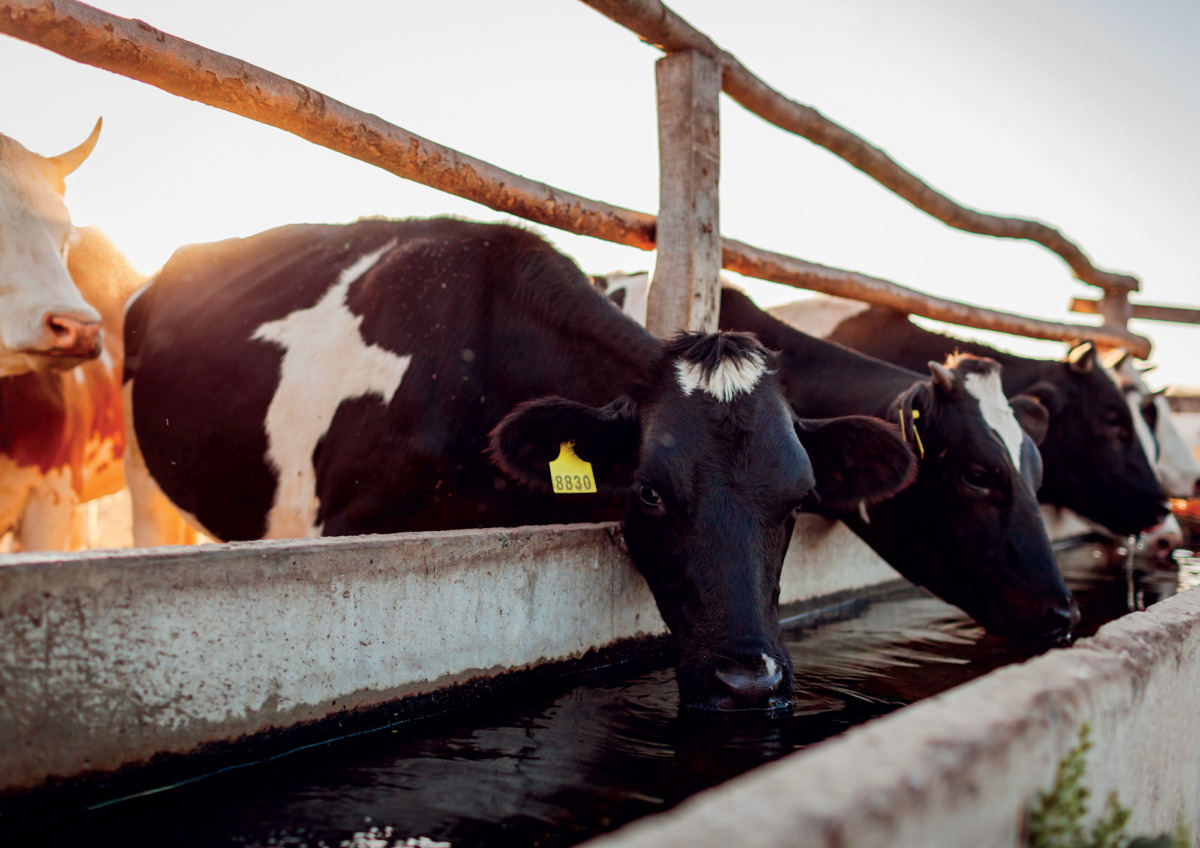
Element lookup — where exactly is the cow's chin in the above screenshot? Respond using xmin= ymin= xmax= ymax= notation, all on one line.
xmin=13 ymin=348 xmax=99 ymax=374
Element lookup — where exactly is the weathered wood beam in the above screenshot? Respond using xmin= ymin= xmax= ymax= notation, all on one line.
xmin=725 ymin=239 xmax=1152 ymax=357
xmin=578 ymin=0 xmax=1140 ymax=294
xmin=1071 ymin=297 xmax=1200 ymax=326
xmin=648 ymin=49 xmax=722 ymax=336
xmin=0 ymin=0 xmax=658 ymax=250
xmin=0 ymin=1 xmax=1149 ymax=355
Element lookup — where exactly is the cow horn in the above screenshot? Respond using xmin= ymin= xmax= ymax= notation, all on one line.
xmin=1100 ymin=348 xmax=1131 ymax=371
xmin=1066 ymin=341 xmax=1095 ymax=374
xmin=1151 ymin=387 xmax=1169 ymax=398
xmin=47 ymin=117 xmax=103 ymax=180
xmin=1138 ymin=364 xmax=1158 ymax=375
xmin=928 ymin=360 xmax=956 ymax=392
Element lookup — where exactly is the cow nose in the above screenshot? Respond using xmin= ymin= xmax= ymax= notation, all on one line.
xmin=1042 ymin=602 xmax=1080 ymax=643
xmin=712 ymin=655 xmax=784 ymax=709
xmin=45 ymin=312 xmax=102 ymax=357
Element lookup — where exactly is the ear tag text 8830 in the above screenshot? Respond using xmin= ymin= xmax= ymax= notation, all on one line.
xmin=550 ymin=441 xmax=595 ymax=494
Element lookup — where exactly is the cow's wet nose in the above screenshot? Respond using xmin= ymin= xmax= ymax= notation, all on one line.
xmin=713 ymin=656 xmax=784 ymax=709
xmin=44 ymin=312 xmax=102 ymax=357
xmin=1042 ymin=601 xmax=1080 ymax=643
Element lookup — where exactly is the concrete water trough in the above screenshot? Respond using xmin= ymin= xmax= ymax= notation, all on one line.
xmin=0 ymin=515 xmax=894 ymax=796
xmin=2 ymin=518 xmax=1198 ymax=847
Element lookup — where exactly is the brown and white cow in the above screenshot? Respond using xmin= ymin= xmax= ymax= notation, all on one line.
xmin=0 ymin=123 xmax=137 ymax=551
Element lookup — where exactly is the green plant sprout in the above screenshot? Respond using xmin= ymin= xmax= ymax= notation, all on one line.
xmin=1026 ymin=724 xmax=1191 ymax=848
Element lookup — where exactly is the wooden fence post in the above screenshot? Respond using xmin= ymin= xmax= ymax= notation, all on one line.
xmin=1100 ymin=289 xmax=1133 ymax=333
xmin=648 ymin=49 xmax=722 ymax=337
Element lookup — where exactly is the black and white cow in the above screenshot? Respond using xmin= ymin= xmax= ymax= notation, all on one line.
xmin=770 ymin=298 xmax=1170 ymax=538
xmin=718 ymin=288 xmax=1077 ymax=641
xmin=124 ymin=218 xmax=917 ymax=713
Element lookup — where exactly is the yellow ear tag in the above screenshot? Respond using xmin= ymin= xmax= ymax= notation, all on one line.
xmin=549 ymin=441 xmax=596 ymax=494
xmin=909 ymin=409 xmax=926 ymax=459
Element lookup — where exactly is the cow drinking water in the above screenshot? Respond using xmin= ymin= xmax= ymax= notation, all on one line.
xmin=124 ymin=217 xmax=917 ymax=712
xmin=718 ymin=288 xmax=1077 ymax=641
xmin=770 ymin=298 xmax=1170 ymax=538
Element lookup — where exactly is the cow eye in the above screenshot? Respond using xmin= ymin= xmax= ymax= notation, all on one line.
xmin=637 ymin=485 xmax=664 ymax=510
xmin=1102 ymin=410 xmax=1125 ymax=428
xmin=962 ymin=465 xmax=993 ymax=494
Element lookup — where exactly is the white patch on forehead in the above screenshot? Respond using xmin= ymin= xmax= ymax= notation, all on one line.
xmin=253 ymin=240 xmax=410 ymax=538
xmin=963 ymin=370 xmax=1023 ymax=468
xmin=674 ymin=349 xmax=767 ymax=403
xmin=769 ymin=295 xmax=870 ymax=339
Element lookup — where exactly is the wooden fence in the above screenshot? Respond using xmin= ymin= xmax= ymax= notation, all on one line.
xmin=0 ymin=0 xmax=1180 ymax=357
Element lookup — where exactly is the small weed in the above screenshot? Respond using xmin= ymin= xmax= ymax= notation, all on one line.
xmin=1025 ymin=725 xmax=1191 ymax=848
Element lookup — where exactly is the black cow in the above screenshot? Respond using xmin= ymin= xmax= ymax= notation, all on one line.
xmin=123 ymin=218 xmax=916 ymax=713
xmin=772 ymin=300 xmax=1169 ymax=536
xmin=719 ymin=288 xmax=1078 ymax=641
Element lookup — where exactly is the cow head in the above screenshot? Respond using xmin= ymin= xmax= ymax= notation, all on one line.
xmin=1017 ymin=342 xmax=1169 ymax=534
xmin=491 ymin=331 xmax=916 ymax=713
xmin=0 ymin=120 xmax=104 ymax=376
xmin=842 ymin=355 xmax=1078 ymax=641
xmin=1105 ymin=350 xmax=1200 ymax=499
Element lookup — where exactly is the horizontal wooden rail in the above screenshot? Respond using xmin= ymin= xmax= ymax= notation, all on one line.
xmin=0 ymin=0 xmax=1150 ymax=356
xmin=0 ymin=1 xmax=658 ymax=250
xmin=727 ymin=240 xmax=1151 ymax=356
xmin=578 ymin=0 xmax=1140 ymax=295
xmin=1071 ymin=297 xmax=1200 ymax=326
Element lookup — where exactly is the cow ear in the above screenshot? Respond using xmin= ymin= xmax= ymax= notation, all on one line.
xmin=1019 ymin=380 xmax=1062 ymax=415
xmin=795 ymin=416 xmax=918 ymax=510
xmin=1010 ymin=394 xmax=1050 ymax=446
xmin=490 ymin=396 xmax=640 ymax=494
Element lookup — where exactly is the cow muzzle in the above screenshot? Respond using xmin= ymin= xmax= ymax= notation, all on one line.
xmin=40 ymin=311 xmax=103 ymax=361
xmin=690 ymin=651 xmax=792 ymax=714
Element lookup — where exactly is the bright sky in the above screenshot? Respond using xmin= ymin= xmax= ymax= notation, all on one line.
xmin=3 ymin=0 xmax=1198 ymax=387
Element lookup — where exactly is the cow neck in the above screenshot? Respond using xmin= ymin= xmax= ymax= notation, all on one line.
xmin=527 ymin=284 xmax=663 ymax=405
xmin=718 ymin=287 xmax=924 ymax=420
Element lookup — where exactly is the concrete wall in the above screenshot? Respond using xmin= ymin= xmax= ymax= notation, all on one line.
xmin=0 ymin=514 xmax=896 ymax=794
xmin=587 ymin=582 xmax=1200 ymax=848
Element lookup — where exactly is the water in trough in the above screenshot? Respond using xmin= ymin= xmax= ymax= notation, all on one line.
xmin=8 ymin=543 xmax=1199 ymax=848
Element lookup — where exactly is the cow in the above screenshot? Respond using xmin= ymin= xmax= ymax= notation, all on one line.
xmin=0 ymin=122 xmax=135 ymax=551
xmin=1077 ymin=350 xmax=1198 ymax=557
xmin=717 ymin=287 xmax=1077 ymax=641
xmin=1105 ymin=351 xmax=1200 ymax=499
xmin=123 ymin=217 xmax=919 ymax=713
xmin=770 ymin=297 xmax=1170 ymax=538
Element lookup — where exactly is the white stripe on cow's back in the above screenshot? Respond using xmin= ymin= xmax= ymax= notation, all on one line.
xmin=769 ymin=295 xmax=871 ymax=340
xmin=675 ymin=349 xmax=767 ymax=404
xmin=252 ymin=240 xmax=410 ymax=539
xmin=962 ymin=370 xmax=1023 ymax=469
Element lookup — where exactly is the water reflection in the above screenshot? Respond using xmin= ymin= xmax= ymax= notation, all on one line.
xmin=8 ymin=544 xmax=1192 ymax=848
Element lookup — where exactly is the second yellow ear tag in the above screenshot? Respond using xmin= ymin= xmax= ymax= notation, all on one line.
xmin=549 ymin=441 xmax=596 ymax=494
